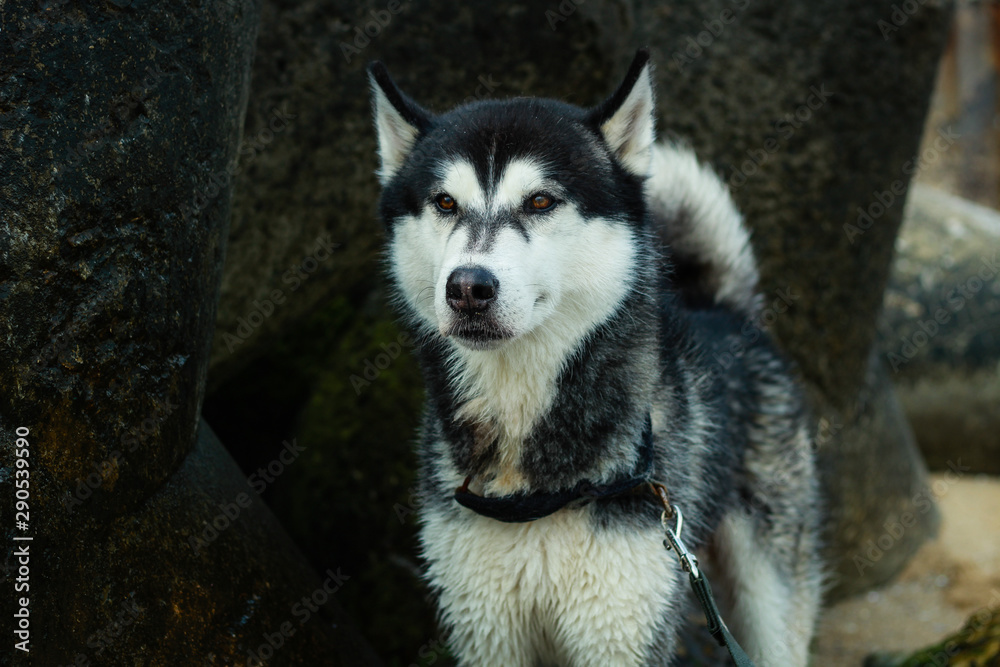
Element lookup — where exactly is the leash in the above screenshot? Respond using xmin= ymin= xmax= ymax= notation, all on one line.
xmin=651 ymin=483 xmax=757 ymax=667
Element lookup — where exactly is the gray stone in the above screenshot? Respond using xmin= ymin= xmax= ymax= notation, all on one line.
xmin=810 ymin=351 xmax=941 ymax=598
xmin=20 ymin=422 xmax=380 ymax=666
xmin=0 ymin=0 xmax=377 ymax=663
xmin=878 ymin=184 xmax=1000 ymax=473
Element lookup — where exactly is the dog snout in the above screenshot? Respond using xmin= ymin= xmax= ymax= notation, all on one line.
xmin=446 ymin=266 xmax=499 ymax=314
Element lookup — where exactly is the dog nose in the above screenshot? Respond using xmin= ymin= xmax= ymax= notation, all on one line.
xmin=446 ymin=267 xmax=499 ymax=314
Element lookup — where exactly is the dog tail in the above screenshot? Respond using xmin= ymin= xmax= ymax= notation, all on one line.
xmin=644 ymin=142 xmax=761 ymax=318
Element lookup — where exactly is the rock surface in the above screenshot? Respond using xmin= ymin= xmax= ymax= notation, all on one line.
xmin=878 ymin=184 xmax=1000 ymax=474
xmin=0 ymin=1 xmax=376 ymax=663
xmin=19 ymin=422 xmax=380 ymax=666
xmin=205 ymin=291 xmax=434 ymax=660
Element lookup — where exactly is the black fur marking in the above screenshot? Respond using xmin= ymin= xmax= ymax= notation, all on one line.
xmin=454 ymin=416 xmax=654 ymax=523
xmin=367 ymin=61 xmax=433 ymax=133
xmin=670 ymin=255 xmax=720 ymax=310
xmin=656 ymin=209 xmax=724 ymax=310
xmin=453 ymin=210 xmax=528 ymax=251
xmin=587 ymin=48 xmax=651 ymax=127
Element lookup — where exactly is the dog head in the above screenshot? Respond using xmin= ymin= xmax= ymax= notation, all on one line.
xmin=369 ymin=50 xmax=656 ymax=352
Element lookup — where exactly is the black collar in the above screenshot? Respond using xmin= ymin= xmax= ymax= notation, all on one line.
xmin=453 ymin=415 xmax=655 ymax=523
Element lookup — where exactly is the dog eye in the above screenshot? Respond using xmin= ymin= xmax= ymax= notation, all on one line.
xmin=528 ymin=193 xmax=555 ymax=211
xmin=435 ymin=193 xmax=457 ymax=212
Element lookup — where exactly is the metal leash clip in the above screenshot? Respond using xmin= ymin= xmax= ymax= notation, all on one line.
xmin=648 ymin=482 xmax=756 ymax=666
xmin=661 ymin=506 xmax=700 ymax=579
xmin=649 ymin=482 xmax=700 ymax=577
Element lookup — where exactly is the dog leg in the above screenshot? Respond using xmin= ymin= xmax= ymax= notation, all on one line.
xmin=710 ymin=510 xmax=822 ymax=667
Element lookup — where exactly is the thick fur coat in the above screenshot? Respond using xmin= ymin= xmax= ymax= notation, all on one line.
xmin=369 ymin=50 xmax=823 ymax=666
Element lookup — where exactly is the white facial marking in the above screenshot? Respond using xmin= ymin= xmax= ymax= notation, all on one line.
xmin=389 ymin=209 xmax=449 ymax=329
xmin=493 ymin=158 xmax=547 ymax=214
xmin=439 ymin=159 xmax=486 ymax=213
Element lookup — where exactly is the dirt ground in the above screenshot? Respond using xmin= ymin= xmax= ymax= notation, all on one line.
xmin=813 ymin=474 xmax=1000 ymax=665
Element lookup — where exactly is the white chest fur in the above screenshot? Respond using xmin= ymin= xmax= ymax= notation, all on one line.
xmin=420 ymin=506 xmax=681 ymax=667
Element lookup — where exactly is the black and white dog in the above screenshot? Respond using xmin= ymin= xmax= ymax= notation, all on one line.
xmin=368 ymin=50 xmax=823 ymax=666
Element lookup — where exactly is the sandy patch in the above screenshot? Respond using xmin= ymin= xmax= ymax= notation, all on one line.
xmin=814 ymin=474 xmax=1000 ymax=665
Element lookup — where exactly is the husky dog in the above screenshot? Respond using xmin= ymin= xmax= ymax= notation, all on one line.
xmin=368 ymin=50 xmax=823 ymax=666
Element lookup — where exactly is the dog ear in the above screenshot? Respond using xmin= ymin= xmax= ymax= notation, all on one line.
xmin=368 ymin=62 xmax=433 ymax=185
xmin=589 ymin=49 xmax=656 ymax=177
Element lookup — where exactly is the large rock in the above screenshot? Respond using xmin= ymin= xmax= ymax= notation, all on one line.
xmin=19 ymin=423 xmax=380 ymax=666
xmin=205 ymin=286 xmax=439 ymax=660
xmin=0 ymin=1 xmax=376 ymax=663
xmin=878 ymin=184 xmax=1000 ymax=474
